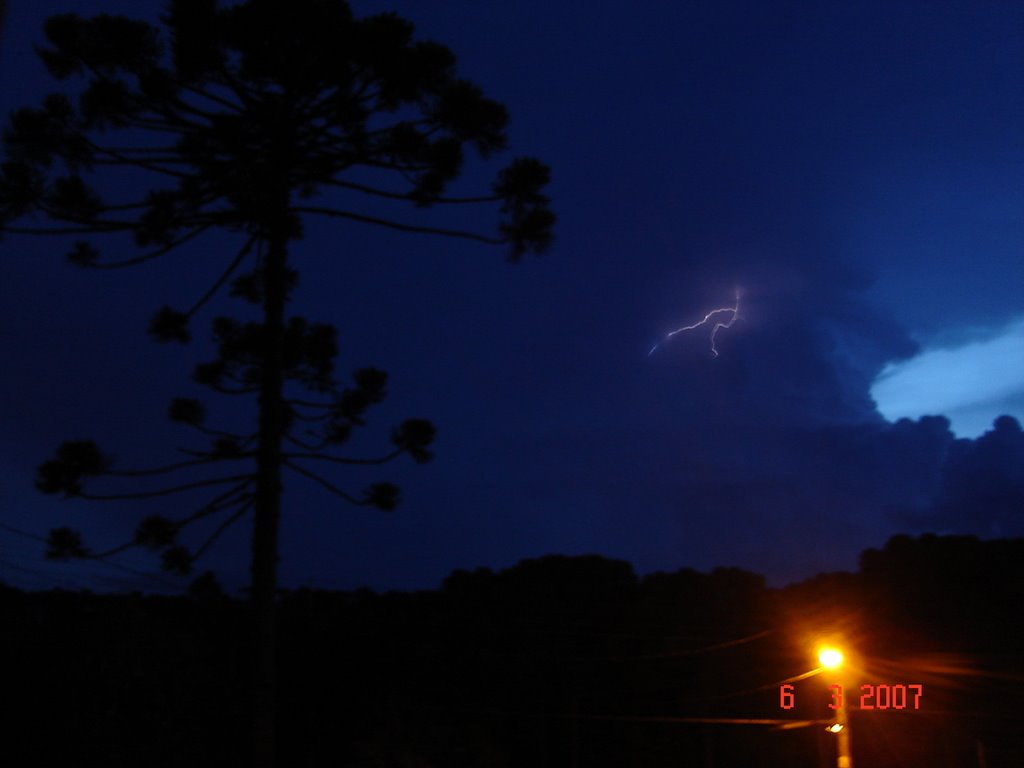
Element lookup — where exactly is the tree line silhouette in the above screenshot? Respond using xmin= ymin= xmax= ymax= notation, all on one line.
xmin=4 ymin=534 xmax=1023 ymax=767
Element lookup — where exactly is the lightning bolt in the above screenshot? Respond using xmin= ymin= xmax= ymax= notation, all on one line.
xmin=649 ymin=290 xmax=741 ymax=357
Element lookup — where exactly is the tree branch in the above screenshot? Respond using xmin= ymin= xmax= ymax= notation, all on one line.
xmin=285 ymin=398 xmax=335 ymax=409
xmin=193 ymin=498 xmax=253 ymax=559
xmin=189 ymin=422 xmax=256 ymax=442
xmin=215 ymin=63 xmax=260 ymax=112
xmin=284 ymin=460 xmax=360 ymax=504
xmin=284 ymin=450 xmax=402 ymax=467
xmin=176 ymin=479 xmax=254 ymax=529
xmin=87 ymin=549 xmax=181 ymax=584
xmin=88 ymin=223 xmax=213 ymax=269
xmin=286 ymin=407 xmax=331 ymax=423
xmin=92 ymin=539 xmax=141 ymax=559
xmin=77 ymin=474 xmax=254 ymax=501
xmin=104 ymin=453 xmax=253 ymax=478
xmin=3 ymin=224 xmax=128 ymax=236
xmin=86 ymin=146 xmax=185 ymax=156
xmin=121 ymin=115 xmax=205 ymax=136
xmin=176 ymin=85 xmax=243 ymax=118
xmin=90 ymin=153 xmax=193 ymax=164
xmin=206 ymin=381 xmax=260 ymax=396
xmin=184 ymin=234 xmax=257 ymax=318
xmin=35 ymin=202 xmax=138 ymax=231
xmin=285 ymin=433 xmax=329 ymax=452
xmin=292 ymin=206 xmax=502 ymax=244
xmin=88 ymin=141 xmax=193 ymax=180
xmin=319 ymin=177 xmax=501 ymax=205
xmin=0 ymin=522 xmax=174 ymax=583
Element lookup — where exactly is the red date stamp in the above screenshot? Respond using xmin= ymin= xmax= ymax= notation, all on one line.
xmin=780 ymin=683 xmax=923 ymax=710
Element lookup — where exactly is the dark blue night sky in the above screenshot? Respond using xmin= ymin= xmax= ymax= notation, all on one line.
xmin=1 ymin=0 xmax=1022 ymax=594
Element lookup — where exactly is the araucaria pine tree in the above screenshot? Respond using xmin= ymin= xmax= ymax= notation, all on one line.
xmin=0 ymin=1 xmax=553 ymax=764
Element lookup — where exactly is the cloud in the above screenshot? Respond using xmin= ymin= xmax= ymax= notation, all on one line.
xmin=870 ymin=317 xmax=1024 ymax=437
xmin=889 ymin=415 xmax=1024 ymax=537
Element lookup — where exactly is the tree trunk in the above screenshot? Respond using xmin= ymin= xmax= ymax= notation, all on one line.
xmin=250 ymin=201 xmax=290 ymax=768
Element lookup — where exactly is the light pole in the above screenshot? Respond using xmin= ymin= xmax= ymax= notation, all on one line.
xmin=818 ymin=646 xmax=853 ymax=768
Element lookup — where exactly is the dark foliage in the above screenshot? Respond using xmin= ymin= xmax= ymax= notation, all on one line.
xmin=44 ymin=525 xmax=88 ymax=560
xmin=4 ymin=540 xmax=1023 ymax=767
xmin=2 ymin=0 xmax=555 ymax=260
xmin=133 ymin=515 xmax=178 ymax=550
xmin=35 ymin=439 xmax=110 ymax=496
xmin=4 ymin=0 xmax=557 ymax=580
xmin=3 ymin=3 xmax=553 ymax=765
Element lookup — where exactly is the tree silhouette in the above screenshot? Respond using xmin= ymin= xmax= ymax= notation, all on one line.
xmin=0 ymin=1 xmax=553 ymax=764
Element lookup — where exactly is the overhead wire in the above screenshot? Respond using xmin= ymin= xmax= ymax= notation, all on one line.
xmin=0 ymin=520 xmax=183 ymax=591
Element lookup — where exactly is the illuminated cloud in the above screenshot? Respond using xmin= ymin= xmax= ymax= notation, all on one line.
xmin=871 ymin=317 xmax=1024 ymax=438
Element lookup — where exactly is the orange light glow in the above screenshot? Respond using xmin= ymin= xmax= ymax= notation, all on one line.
xmin=818 ymin=647 xmax=844 ymax=669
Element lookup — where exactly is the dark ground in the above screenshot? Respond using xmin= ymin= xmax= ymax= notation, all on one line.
xmin=6 ymin=533 xmax=1024 ymax=767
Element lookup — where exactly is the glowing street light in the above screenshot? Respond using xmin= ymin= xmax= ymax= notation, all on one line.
xmin=815 ymin=644 xmax=853 ymax=768
xmin=818 ymin=647 xmax=844 ymax=670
